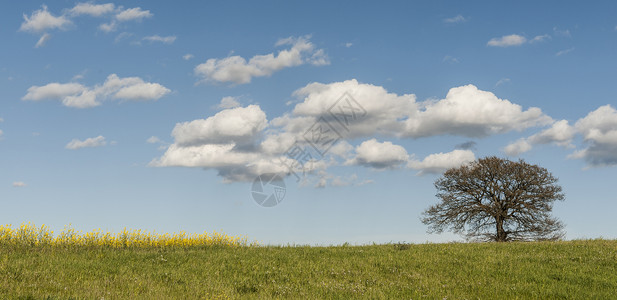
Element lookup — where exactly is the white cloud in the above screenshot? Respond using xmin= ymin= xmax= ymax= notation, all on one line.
xmin=487 ymin=34 xmax=527 ymax=47
xmin=347 ymin=139 xmax=409 ymax=169
xmin=183 ymin=53 xmax=194 ymax=60
xmin=570 ymin=105 xmax=617 ymax=167
xmin=69 ymin=3 xmax=115 ymax=17
xmin=503 ymin=119 xmax=575 ymax=156
xmin=0 ymin=129 xmax=3 ymax=138
xmin=99 ymin=7 xmax=153 ymax=33
xmin=66 ymin=135 xmax=106 ymax=150
xmin=114 ymin=32 xmax=133 ymax=42
xmin=20 ymin=4 xmax=154 ymax=43
xmin=503 ymin=138 xmax=533 ymax=156
xmin=403 ymin=84 xmax=551 ymax=137
xmin=115 ymin=7 xmax=152 ymax=22
xmin=152 ymin=80 xmax=552 ymax=183
xmin=194 ymin=36 xmax=329 ymax=84
xmin=495 ymin=78 xmax=510 ymax=86
xmin=408 ymin=149 xmax=476 ymax=175
xmin=12 ymin=182 xmax=27 ymax=188
xmin=98 ymin=21 xmax=117 ymax=32
xmin=444 ymin=15 xmax=466 ymax=23
xmin=290 ymin=80 xmax=550 ymax=138
xmin=19 ymin=5 xmax=71 ymax=33
xmin=143 ymin=35 xmax=176 ymax=44
xmin=218 ymin=96 xmax=240 ymax=109
xmin=553 ymin=27 xmax=571 ymax=37
xmin=443 ymin=55 xmax=459 ymax=63
xmin=147 ymin=136 xmax=162 ymax=144
xmin=530 ymin=34 xmax=550 ymax=43
xmin=22 ymin=74 xmax=170 ymax=108
xmin=35 ymin=33 xmax=52 ymax=48
xmin=22 ymin=83 xmax=87 ymax=101
xmin=171 ymin=105 xmax=267 ymax=147
xmin=528 ymin=120 xmax=576 ymax=146
xmin=345 ymin=42 xmax=353 ymax=48
xmin=556 ymin=48 xmax=574 ymax=56
xmin=0 ymin=117 xmax=3 ymax=122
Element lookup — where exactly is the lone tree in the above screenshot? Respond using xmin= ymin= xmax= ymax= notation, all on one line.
xmin=422 ymin=156 xmax=565 ymax=242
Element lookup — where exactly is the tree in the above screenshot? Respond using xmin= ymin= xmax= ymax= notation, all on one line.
xmin=422 ymin=156 xmax=565 ymax=242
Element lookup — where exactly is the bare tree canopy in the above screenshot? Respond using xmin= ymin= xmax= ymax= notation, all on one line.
xmin=422 ymin=156 xmax=565 ymax=242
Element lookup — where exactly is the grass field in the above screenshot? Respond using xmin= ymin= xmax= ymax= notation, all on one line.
xmin=1 ymin=238 xmax=616 ymax=299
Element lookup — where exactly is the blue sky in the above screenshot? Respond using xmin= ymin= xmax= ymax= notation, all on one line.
xmin=1 ymin=1 xmax=616 ymax=244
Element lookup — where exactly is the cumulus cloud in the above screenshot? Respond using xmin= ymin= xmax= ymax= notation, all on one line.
xmin=218 ymin=96 xmax=240 ymax=109
xmin=66 ymin=135 xmax=106 ymax=150
xmin=194 ymin=36 xmax=329 ymax=84
xmin=347 ymin=139 xmax=409 ymax=169
xmin=172 ymin=105 xmax=267 ymax=147
xmin=503 ymin=120 xmax=577 ymax=156
xmin=152 ymin=80 xmax=553 ymax=183
xmin=143 ymin=35 xmax=176 ymax=44
xmin=13 ymin=182 xmax=27 ymax=188
xmin=22 ymin=74 xmax=170 ymax=108
xmin=151 ymin=107 xmax=282 ymax=182
xmin=291 ymin=81 xmax=550 ymax=139
xmin=183 ymin=53 xmax=194 ymax=60
xmin=405 ymin=84 xmax=551 ymax=137
xmin=20 ymin=5 xmax=71 ymax=33
xmin=408 ymin=149 xmax=476 ymax=175
xmin=487 ymin=34 xmax=527 ymax=47
xmin=69 ymin=3 xmax=115 ymax=17
xmin=570 ymin=105 xmax=617 ymax=167
xmin=20 ymin=3 xmax=154 ymax=45
xmin=503 ymin=139 xmax=533 ymax=156
xmin=0 ymin=129 xmax=3 ymax=138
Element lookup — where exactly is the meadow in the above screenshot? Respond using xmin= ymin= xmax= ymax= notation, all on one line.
xmin=0 ymin=224 xmax=616 ymax=299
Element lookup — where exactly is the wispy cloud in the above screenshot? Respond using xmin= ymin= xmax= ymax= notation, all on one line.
xmin=444 ymin=15 xmax=466 ymax=23
xmin=496 ymin=78 xmax=511 ymax=86
xmin=553 ymin=27 xmax=571 ymax=37
xmin=487 ymin=34 xmax=527 ymax=47
xmin=556 ymin=47 xmax=574 ymax=56
xmin=529 ymin=34 xmax=550 ymax=43
xmin=143 ymin=35 xmax=176 ymax=44
xmin=443 ymin=55 xmax=459 ymax=63
xmin=12 ymin=182 xmax=27 ymax=188
xmin=66 ymin=136 xmax=107 ymax=150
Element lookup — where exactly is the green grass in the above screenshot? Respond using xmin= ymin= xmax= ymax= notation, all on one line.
xmin=1 ymin=240 xmax=616 ymax=299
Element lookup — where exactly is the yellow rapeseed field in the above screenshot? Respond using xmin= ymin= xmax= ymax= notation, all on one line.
xmin=0 ymin=222 xmax=252 ymax=248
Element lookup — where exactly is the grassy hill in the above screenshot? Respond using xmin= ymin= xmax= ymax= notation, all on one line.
xmin=1 ymin=239 xmax=616 ymax=299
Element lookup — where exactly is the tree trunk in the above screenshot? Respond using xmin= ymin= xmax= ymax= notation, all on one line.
xmin=495 ymin=216 xmax=507 ymax=242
